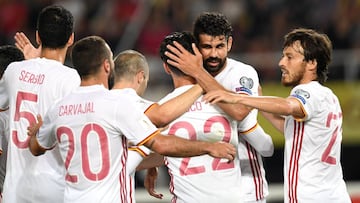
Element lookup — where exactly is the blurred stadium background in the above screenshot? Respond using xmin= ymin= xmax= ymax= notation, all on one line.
xmin=1 ymin=0 xmax=359 ymax=202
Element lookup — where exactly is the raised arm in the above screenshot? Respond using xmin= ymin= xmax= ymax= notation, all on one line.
xmin=14 ymin=32 xmax=41 ymax=59
xmin=165 ymin=42 xmax=250 ymax=121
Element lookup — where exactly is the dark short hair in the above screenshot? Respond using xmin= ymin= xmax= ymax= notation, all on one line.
xmin=0 ymin=45 xmax=24 ymax=77
xmin=71 ymin=36 xmax=111 ymax=78
xmin=159 ymin=31 xmax=196 ymax=75
xmin=193 ymin=12 xmax=233 ymax=42
xmin=283 ymin=28 xmax=332 ymax=84
xmin=37 ymin=5 xmax=74 ymax=49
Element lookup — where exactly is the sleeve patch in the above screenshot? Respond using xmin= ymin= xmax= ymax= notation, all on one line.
xmin=291 ymin=89 xmax=310 ymax=104
xmin=235 ymin=76 xmax=254 ymax=95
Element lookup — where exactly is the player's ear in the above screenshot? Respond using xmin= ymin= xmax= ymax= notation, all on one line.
xmin=227 ymin=36 xmax=233 ymax=52
xmin=136 ymin=70 xmax=145 ymax=84
xmin=162 ymin=63 xmax=171 ymax=75
xmin=103 ymin=59 xmax=111 ymax=73
xmin=35 ymin=31 xmax=41 ymax=46
xmin=66 ymin=33 xmax=74 ymax=47
xmin=307 ymin=59 xmax=317 ymax=71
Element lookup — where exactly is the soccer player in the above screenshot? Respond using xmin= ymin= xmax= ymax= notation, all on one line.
xmin=0 ymin=5 xmax=80 ymax=203
xmin=0 ymin=45 xmax=25 ymax=199
xmin=147 ymin=31 xmax=242 ymax=202
xmin=112 ymin=49 xmax=203 ymax=202
xmin=164 ymin=12 xmax=274 ymax=202
xmin=27 ymin=35 xmax=236 ymax=203
xmin=203 ymin=28 xmax=352 ymax=203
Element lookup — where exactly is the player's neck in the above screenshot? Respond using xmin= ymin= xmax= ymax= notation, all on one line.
xmin=173 ymin=76 xmax=196 ymax=88
xmin=41 ymin=48 xmax=68 ymax=64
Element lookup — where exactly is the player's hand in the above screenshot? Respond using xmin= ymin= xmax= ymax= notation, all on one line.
xmin=165 ymin=41 xmax=203 ymax=76
xmin=208 ymin=141 xmax=236 ymax=162
xmin=202 ymin=90 xmax=240 ymax=104
xmin=144 ymin=167 xmax=163 ymax=199
xmin=27 ymin=114 xmax=43 ymax=137
xmin=14 ymin=32 xmax=41 ymax=59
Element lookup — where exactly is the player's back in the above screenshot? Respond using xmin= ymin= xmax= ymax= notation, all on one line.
xmin=0 ymin=58 xmax=80 ymax=203
xmin=41 ymin=85 xmax=157 ymax=203
xmin=160 ymin=85 xmax=243 ymax=203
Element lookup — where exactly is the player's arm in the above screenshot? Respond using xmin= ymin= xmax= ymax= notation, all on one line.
xmin=136 ymin=153 xmax=164 ymax=171
xmin=146 ymin=84 xmax=203 ymax=127
xmin=260 ymin=111 xmax=285 ymax=134
xmin=203 ymin=90 xmax=304 ymax=119
xmin=126 ymin=145 xmax=152 ymax=176
xmin=165 ymin=42 xmax=250 ymax=120
xmin=143 ymin=132 xmax=235 ymax=160
xmin=240 ymin=124 xmax=274 ymax=157
xmin=144 ymin=167 xmax=163 ymax=199
xmin=28 ymin=115 xmax=47 ymax=156
xmin=14 ymin=32 xmax=41 ymax=59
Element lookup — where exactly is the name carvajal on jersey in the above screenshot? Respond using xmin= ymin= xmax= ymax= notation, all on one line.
xmin=59 ymin=102 xmax=95 ymax=116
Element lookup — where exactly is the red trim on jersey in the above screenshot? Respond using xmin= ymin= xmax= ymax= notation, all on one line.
xmin=165 ymin=159 xmax=177 ymax=203
xmin=288 ymin=120 xmax=304 ymax=203
xmin=120 ymin=136 xmax=128 ymax=202
xmin=129 ymin=177 xmax=134 ymax=203
xmin=239 ymin=122 xmax=258 ymax=134
xmin=246 ymin=141 xmax=264 ymax=201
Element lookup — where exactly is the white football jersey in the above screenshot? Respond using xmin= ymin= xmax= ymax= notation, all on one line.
xmin=283 ymin=81 xmax=351 ymax=202
xmin=218 ymin=58 xmax=270 ymax=202
xmin=0 ymin=58 xmax=80 ymax=203
xmin=160 ymin=85 xmax=242 ymax=203
xmin=111 ymin=88 xmax=155 ymax=203
xmin=36 ymin=85 xmax=159 ymax=203
xmin=238 ymin=137 xmax=269 ymax=202
xmin=0 ymin=110 xmax=9 ymax=193
xmin=215 ymin=58 xmax=259 ymax=97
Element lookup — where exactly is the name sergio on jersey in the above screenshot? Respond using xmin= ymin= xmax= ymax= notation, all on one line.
xmin=59 ymin=102 xmax=95 ymax=116
xmin=19 ymin=70 xmax=45 ymax=84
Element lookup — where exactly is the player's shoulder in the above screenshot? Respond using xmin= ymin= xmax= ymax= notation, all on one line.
xmin=227 ymin=58 xmax=258 ymax=77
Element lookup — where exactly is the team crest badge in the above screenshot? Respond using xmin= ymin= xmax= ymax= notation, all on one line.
xmin=235 ymin=77 xmax=253 ymax=95
xmin=292 ymin=89 xmax=310 ymax=104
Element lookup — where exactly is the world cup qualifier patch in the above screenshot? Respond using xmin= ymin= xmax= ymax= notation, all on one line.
xmin=291 ymin=89 xmax=310 ymax=104
xmin=235 ymin=76 xmax=253 ymax=95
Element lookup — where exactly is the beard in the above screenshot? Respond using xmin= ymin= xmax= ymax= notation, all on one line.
xmin=203 ymin=57 xmax=226 ymax=75
xmin=281 ymin=69 xmax=304 ymax=87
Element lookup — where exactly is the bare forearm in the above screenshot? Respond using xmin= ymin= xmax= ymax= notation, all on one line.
xmin=192 ymin=70 xmax=250 ymax=120
xmin=260 ymin=111 xmax=285 ymax=133
xmin=29 ymin=136 xmax=46 ymax=156
xmin=149 ymin=135 xmax=211 ymax=157
xmin=148 ymin=84 xmax=203 ymax=127
xmin=136 ymin=153 xmax=164 ymax=171
xmin=236 ymin=96 xmax=296 ymax=116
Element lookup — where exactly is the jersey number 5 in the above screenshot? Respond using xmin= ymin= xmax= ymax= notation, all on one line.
xmin=12 ymin=91 xmax=38 ymax=149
